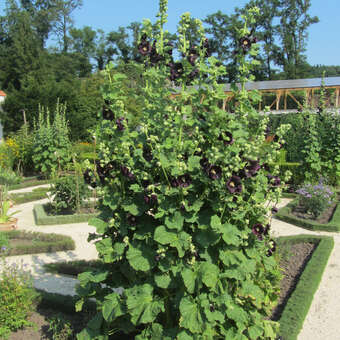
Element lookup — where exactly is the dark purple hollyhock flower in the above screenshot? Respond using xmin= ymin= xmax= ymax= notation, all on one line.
xmin=144 ymin=194 xmax=158 ymax=205
xmin=169 ymin=62 xmax=184 ymax=81
xmin=262 ymin=163 xmax=271 ymax=172
xmin=127 ymin=213 xmax=137 ymax=226
xmin=266 ymin=239 xmax=276 ymax=257
xmin=143 ymin=146 xmax=153 ymax=162
xmin=245 ymin=160 xmax=261 ymax=178
xmin=239 ymin=33 xmax=257 ymax=52
xmin=102 ymin=101 xmax=114 ymax=121
xmin=207 ymin=165 xmax=222 ymax=180
xmin=116 ymin=117 xmax=125 ymax=131
xmin=187 ymin=46 xmax=198 ymax=66
xmin=201 ymin=38 xmax=211 ymax=57
xmin=177 ymin=174 xmax=192 ymax=188
xmin=120 ymin=165 xmax=135 ymax=181
xmin=267 ymin=174 xmax=281 ymax=187
xmin=138 ymin=35 xmax=151 ymax=56
xmin=252 ymin=223 xmax=265 ymax=240
xmin=271 ymin=207 xmax=278 ymax=214
xmin=226 ymin=175 xmax=242 ymax=194
xmin=142 ymin=179 xmax=151 ymax=189
xmin=149 ymin=41 xmax=164 ymax=65
xmin=264 ymin=224 xmax=270 ymax=236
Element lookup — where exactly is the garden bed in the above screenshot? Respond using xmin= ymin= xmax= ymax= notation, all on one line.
xmin=33 ymin=203 xmax=98 ymax=225
xmin=275 ymin=197 xmax=340 ymax=232
xmin=1 ymin=230 xmax=75 ymax=255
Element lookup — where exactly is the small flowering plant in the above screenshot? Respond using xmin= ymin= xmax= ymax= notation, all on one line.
xmin=296 ymin=178 xmax=336 ymax=219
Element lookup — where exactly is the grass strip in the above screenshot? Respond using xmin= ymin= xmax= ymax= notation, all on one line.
xmin=3 ymin=230 xmax=75 ymax=255
xmin=275 ymin=198 xmax=340 ymax=232
xmin=8 ymin=179 xmax=51 ymax=190
xmin=276 ymin=235 xmax=334 ymax=340
xmin=33 ymin=203 xmax=98 ymax=225
xmin=9 ymin=187 xmax=50 ymax=204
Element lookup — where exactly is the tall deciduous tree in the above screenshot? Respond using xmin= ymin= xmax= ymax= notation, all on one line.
xmin=276 ymin=0 xmax=318 ymax=79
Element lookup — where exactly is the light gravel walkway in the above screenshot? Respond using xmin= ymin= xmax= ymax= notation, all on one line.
xmin=2 ymin=190 xmax=339 ymax=339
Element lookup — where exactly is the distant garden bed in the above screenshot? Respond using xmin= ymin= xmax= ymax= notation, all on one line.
xmin=33 ymin=203 xmax=98 ymax=225
xmin=1 ymin=230 xmax=75 ymax=256
xmin=275 ymin=197 xmax=340 ymax=232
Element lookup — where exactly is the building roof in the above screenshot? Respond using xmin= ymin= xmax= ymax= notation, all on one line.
xmin=0 ymin=91 xmax=6 ymax=97
xmin=224 ymin=77 xmax=340 ymax=92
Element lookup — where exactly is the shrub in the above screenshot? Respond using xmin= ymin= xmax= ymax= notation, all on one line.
xmin=32 ymin=102 xmax=71 ymax=177
xmin=50 ymin=174 xmax=90 ymax=213
xmin=0 ymin=166 xmax=22 ymax=186
xmin=0 ymin=253 xmax=37 ymax=339
xmin=296 ymin=179 xmax=336 ymax=219
xmin=76 ymin=3 xmax=286 ymax=340
xmin=48 ymin=314 xmax=74 ymax=340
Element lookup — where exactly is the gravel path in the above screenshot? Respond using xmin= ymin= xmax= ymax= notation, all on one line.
xmin=2 ymin=189 xmax=338 ymax=339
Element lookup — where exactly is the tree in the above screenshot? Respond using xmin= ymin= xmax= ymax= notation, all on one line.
xmin=53 ymin=0 xmax=83 ymax=52
xmin=276 ymin=0 xmax=319 ymax=79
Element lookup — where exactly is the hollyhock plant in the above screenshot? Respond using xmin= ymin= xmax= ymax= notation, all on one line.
xmin=77 ymin=3 xmax=287 ymax=340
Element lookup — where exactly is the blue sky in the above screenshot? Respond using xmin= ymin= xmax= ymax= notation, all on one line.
xmin=1 ymin=0 xmax=339 ymax=66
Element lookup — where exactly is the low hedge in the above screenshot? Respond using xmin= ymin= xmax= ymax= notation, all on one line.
xmin=277 ymin=235 xmax=334 ymax=340
xmin=2 ymin=230 xmax=75 ymax=255
xmin=33 ymin=203 xmax=98 ymax=225
xmin=275 ymin=198 xmax=340 ymax=232
xmin=8 ymin=178 xmax=51 ymax=190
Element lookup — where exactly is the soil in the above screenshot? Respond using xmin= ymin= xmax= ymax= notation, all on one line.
xmin=7 ymin=241 xmax=318 ymax=339
xmin=292 ymin=201 xmax=337 ymax=224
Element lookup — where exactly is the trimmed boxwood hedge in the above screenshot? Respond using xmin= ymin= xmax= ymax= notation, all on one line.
xmin=277 ymin=235 xmax=334 ymax=340
xmin=33 ymin=203 xmax=98 ymax=225
xmin=9 ymin=187 xmax=50 ymax=204
xmin=2 ymin=230 xmax=75 ymax=255
xmin=275 ymin=198 xmax=340 ymax=232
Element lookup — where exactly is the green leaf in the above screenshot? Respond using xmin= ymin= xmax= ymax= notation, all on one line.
xmin=165 ymin=211 xmax=184 ymax=230
xmin=199 ymin=262 xmax=219 ymax=289
xmin=126 ymin=284 xmax=164 ymax=325
xmin=195 ymin=229 xmax=220 ymax=248
xmin=248 ymin=324 xmax=263 ymax=339
xmin=179 ymin=297 xmax=204 ymax=334
xmin=187 ymin=156 xmax=201 ymax=171
xmin=222 ymin=224 xmax=241 ymax=246
xmin=102 ymin=293 xmax=124 ymax=322
xmin=88 ymin=217 xmax=108 ymax=234
xmin=182 ymin=267 xmax=198 ymax=294
xmin=154 ymin=273 xmax=171 ymax=289
xmin=226 ymin=304 xmax=249 ymax=324
xmin=126 ymin=242 xmax=155 ymax=271
xmin=75 ymin=298 xmax=84 ymax=312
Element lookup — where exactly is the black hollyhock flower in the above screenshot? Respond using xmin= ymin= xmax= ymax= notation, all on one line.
xmin=252 ymin=223 xmax=265 ymax=240
xmin=262 ymin=163 xmax=271 ymax=172
xmin=266 ymin=239 xmax=276 ymax=257
xmin=267 ymin=174 xmax=281 ymax=187
xmin=144 ymin=194 xmax=158 ymax=205
xmin=264 ymin=224 xmax=270 ymax=236
xmin=271 ymin=207 xmax=278 ymax=214
xmin=239 ymin=34 xmax=257 ymax=52
xmin=127 ymin=213 xmax=137 ymax=226
xmin=142 ymin=179 xmax=151 ymax=189
xmin=226 ymin=175 xmax=242 ymax=194
xmin=116 ymin=117 xmax=125 ymax=131
xmin=102 ymin=101 xmax=114 ymax=121
xmin=245 ymin=160 xmax=261 ymax=178
xmin=177 ymin=174 xmax=192 ymax=188
xmin=120 ymin=165 xmax=135 ymax=181
xmin=207 ymin=165 xmax=222 ymax=180
xmin=149 ymin=41 xmax=164 ymax=65
xmin=143 ymin=146 xmax=153 ymax=162
xmin=138 ymin=36 xmax=151 ymax=56
xmin=169 ymin=62 xmax=184 ymax=81
xmin=201 ymin=38 xmax=211 ymax=57
xmin=187 ymin=46 xmax=198 ymax=66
